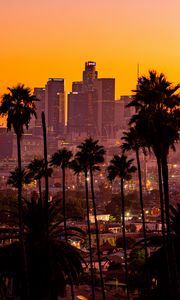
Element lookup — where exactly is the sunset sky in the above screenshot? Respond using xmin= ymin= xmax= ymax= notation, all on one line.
xmin=1 ymin=0 xmax=180 ymax=102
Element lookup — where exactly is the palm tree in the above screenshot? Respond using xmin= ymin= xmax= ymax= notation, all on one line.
xmin=107 ymin=153 xmax=136 ymax=300
xmin=7 ymin=167 xmax=33 ymax=189
xmin=0 ymin=84 xmax=38 ymax=300
xmin=50 ymin=148 xmax=73 ymax=242
xmin=0 ymin=197 xmax=84 ymax=300
xmin=27 ymin=158 xmax=52 ymax=201
xmin=50 ymin=148 xmax=75 ymax=300
xmin=121 ymin=128 xmax=148 ymax=263
xmin=70 ymin=156 xmax=95 ymax=300
xmin=128 ymin=70 xmax=180 ymax=237
xmin=128 ymin=70 xmax=180 ymax=294
xmin=75 ymin=137 xmax=106 ymax=300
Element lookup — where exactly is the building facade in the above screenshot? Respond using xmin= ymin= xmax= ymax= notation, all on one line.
xmin=45 ymin=78 xmax=65 ymax=135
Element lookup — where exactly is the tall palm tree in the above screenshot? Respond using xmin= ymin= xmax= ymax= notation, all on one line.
xmin=50 ymin=148 xmax=73 ymax=241
xmin=50 ymin=148 xmax=75 ymax=300
xmin=128 ymin=70 xmax=180 ymax=235
xmin=0 ymin=84 xmax=38 ymax=300
xmin=75 ymin=137 xmax=106 ymax=300
xmin=27 ymin=158 xmax=52 ymax=201
xmin=70 ymin=156 xmax=95 ymax=300
xmin=121 ymin=128 xmax=148 ymax=263
xmin=128 ymin=70 xmax=180 ymax=296
xmin=107 ymin=154 xmax=136 ymax=300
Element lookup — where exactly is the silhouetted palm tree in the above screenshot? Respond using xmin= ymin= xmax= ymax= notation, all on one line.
xmin=27 ymin=158 xmax=52 ymax=201
xmin=0 ymin=84 xmax=38 ymax=300
xmin=0 ymin=197 xmax=84 ymax=300
xmin=128 ymin=70 xmax=180 ymax=296
xmin=107 ymin=153 xmax=136 ymax=300
xmin=129 ymin=70 xmax=180 ymax=237
xmin=75 ymin=137 xmax=106 ymax=300
xmin=7 ymin=167 xmax=33 ymax=189
xmin=50 ymin=148 xmax=73 ymax=241
xmin=121 ymin=128 xmax=148 ymax=263
xmin=70 ymin=156 xmax=95 ymax=300
xmin=50 ymin=148 xmax=75 ymax=300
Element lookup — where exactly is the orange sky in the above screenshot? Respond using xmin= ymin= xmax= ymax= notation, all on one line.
xmin=1 ymin=0 xmax=180 ymax=105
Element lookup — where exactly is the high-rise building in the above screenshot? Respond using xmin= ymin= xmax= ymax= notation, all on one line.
xmin=33 ymin=87 xmax=45 ymax=128
xmin=94 ymin=78 xmax=115 ymax=138
xmin=45 ymin=78 xmax=65 ymax=135
xmin=83 ymin=61 xmax=98 ymax=86
xmin=114 ymin=96 xmax=136 ymax=137
xmin=67 ymin=90 xmax=98 ymax=137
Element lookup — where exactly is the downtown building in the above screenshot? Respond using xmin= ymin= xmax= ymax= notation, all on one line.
xmin=28 ymin=79 xmax=66 ymax=156
xmin=33 ymin=78 xmax=65 ymax=136
xmin=67 ymin=61 xmax=115 ymax=140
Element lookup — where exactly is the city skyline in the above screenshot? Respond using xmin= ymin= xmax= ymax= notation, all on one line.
xmin=1 ymin=0 xmax=180 ymax=101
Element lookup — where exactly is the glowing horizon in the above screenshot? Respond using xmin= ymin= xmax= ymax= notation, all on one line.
xmin=1 ymin=0 xmax=180 ymax=101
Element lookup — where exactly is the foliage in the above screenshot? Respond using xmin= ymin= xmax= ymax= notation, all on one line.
xmin=0 ymin=197 xmax=84 ymax=299
xmin=0 ymin=84 xmax=38 ymax=137
xmin=50 ymin=148 xmax=73 ymax=169
xmin=107 ymin=154 xmax=137 ymax=182
xmin=27 ymin=158 xmax=52 ymax=182
xmin=53 ymin=192 xmax=85 ymax=220
xmin=7 ymin=167 xmax=33 ymax=188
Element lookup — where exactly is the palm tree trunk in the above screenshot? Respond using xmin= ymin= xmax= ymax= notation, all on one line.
xmin=136 ymin=147 xmax=151 ymax=294
xmin=157 ymin=155 xmax=171 ymax=296
xmin=62 ymin=167 xmax=75 ymax=300
xmin=84 ymin=168 xmax=95 ymax=300
xmin=42 ymin=112 xmax=49 ymax=237
xmin=161 ymin=155 xmax=180 ymax=296
xmin=62 ymin=167 xmax=67 ymax=241
xmin=135 ymin=147 xmax=148 ymax=262
xmin=17 ymin=133 xmax=30 ymax=300
xmin=89 ymin=165 xmax=106 ymax=300
xmin=156 ymin=156 xmax=165 ymax=237
xmin=38 ymin=178 xmax=42 ymax=202
xmin=161 ymin=155 xmax=170 ymax=238
xmin=121 ymin=178 xmax=130 ymax=300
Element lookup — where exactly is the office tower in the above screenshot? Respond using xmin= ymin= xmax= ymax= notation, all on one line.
xmin=94 ymin=78 xmax=115 ymax=139
xmin=83 ymin=61 xmax=98 ymax=87
xmin=68 ymin=92 xmax=86 ymax=136
xmin=114 ymin=99 xmax=125 ymax=130
xmin=34 ymin=87 xmax=45 ymax=128
xmin=121 ymin=96 xmax=135 ymax=128
xmin=67 ymin=90 xmax=98 ymax=137
xmin=45 ymin=78 xmax=65 ymax=135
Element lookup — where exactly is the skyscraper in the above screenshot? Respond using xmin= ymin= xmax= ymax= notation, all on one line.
xmin=94 ymin=78 xmax=115 ymax=138
xmin=33 ymin=87 xmax=45 ymax=128
xmin=83 ymin=61 xmax=98 ymax=86
xmin=45 ymin=78 xmax=65 ymax=135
